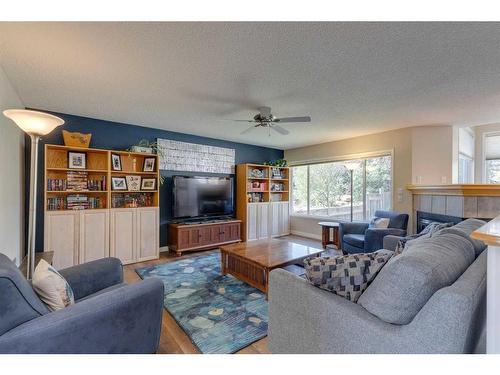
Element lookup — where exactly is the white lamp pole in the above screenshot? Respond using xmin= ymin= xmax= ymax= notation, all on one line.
xmin=344 ymin=162 xmax=358 ymax=222
xmin=3 ymin=109 xmax=64 ymax=279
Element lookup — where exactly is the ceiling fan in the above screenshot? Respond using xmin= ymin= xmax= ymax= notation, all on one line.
xmin=232 ymin=106 xmax=311 ymax=135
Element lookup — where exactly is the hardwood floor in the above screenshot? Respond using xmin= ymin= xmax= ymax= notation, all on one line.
xmin=123 ymin=234 xmax=322 ymax=354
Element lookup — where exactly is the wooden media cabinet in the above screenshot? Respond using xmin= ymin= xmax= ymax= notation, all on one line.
xmin=168 ymin=220 xmax=242 ymax=256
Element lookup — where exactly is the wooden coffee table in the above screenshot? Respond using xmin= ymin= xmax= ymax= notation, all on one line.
xmin=220 ymin=239 xmax=323 ymax=297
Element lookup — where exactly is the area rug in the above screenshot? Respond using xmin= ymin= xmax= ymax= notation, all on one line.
xmin=135 ymin=252 xmax=268 ymax=354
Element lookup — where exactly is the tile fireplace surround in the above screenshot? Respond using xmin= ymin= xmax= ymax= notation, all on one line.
xmin=407 ymin=184 xmax=500 ymax=231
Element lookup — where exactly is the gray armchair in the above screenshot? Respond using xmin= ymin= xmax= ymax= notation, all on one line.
xmin=0 ymin=253 xmax=164 ymax=353
xmin=339 ymin=210 xmax=409 ymax=254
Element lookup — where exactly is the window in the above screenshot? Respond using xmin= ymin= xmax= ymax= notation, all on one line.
xmin=485 ymin=133 xmax=500 ymax=183
xmin=458 ymin=128 xmax=474 ymax=183
xmin=291 ymin=154 xmax=392 ymax=221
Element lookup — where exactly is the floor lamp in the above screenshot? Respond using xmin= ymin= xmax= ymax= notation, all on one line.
xmin=344 ymin=162 xmax=358 ymax=222
xmin=3 ymin=109 xmax=64 ymax=279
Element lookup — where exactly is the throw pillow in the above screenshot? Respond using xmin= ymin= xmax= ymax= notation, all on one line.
xmin=32 ymin=259 xmax=75 ymax=311
xmin=304 ymin=249 xmax=393 ymax=302
xmin=369 ymin=217 xmax=390 ymax=229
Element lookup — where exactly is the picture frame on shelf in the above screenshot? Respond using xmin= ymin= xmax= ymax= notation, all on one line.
xmin=143 ymin=157 xmax=156 ymax=172
xmin=111 ymin=177 xmax=128 ymax=191
xmin=126 ymin=175 xmax=141 ymax=191
xmin=111 ymin=153 xmax=122 ymax=171
xmin=141 ymin=178 xmax=156 ymax=191
xmin=68 ymin=151 xmax=87 ymax=169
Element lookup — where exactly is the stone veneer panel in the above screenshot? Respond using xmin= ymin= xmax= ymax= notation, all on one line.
xmin=446 ymin=196 xmax=464 ymax=218
xmin=477 ymin=197 xmax=500 ymax=218
xmin=431 ymin=195 xmax=446 ymax=215
xmin=463 ymin=197 xmax=478 ymax=218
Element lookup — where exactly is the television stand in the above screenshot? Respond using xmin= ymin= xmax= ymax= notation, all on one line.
xmin=168 ymin=219 xmax=242 ymax=256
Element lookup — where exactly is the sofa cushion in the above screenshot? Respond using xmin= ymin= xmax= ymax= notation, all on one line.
xmin=32 ymin=259 xmax=75 ymax=311
xmin=441 ymin=218 xmax=487 ymax=256
xmin=0 ymin=253 xmax=50 ymax=336
xmin=343 ymin=234 xmax=365 ymax=248
xmin=358 ymin=232 xmax=475 ymax=325
xmin=394 ymin=222 xmax=454 ymax=255
xmin=304 ymin=249 xmax=393 ymax=302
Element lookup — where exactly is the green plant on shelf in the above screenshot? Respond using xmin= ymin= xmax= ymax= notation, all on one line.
xmin=264 ymin=159 xmax=287 ymax=167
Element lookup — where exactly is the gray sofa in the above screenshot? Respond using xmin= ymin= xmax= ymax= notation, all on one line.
xmin=268 ymin=219 xmax=487 ymax=354
xmin=0 ymin=254 xmax=164 ymax=353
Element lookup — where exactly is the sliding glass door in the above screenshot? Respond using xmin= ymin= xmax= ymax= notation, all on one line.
xmin=291 ymin=154 xmax=392 ymax=221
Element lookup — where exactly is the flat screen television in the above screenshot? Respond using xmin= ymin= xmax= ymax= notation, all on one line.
xmin=172 ymin=176 xmax=234 ymax=219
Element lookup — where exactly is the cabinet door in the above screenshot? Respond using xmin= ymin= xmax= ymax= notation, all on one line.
xmin=270 ymin=202 xmax=281 ymax=237
xmin=280 ymin=202 xmax=290 ymax=235
xmin=110 ymin=209 xmax=136 ymax=264
xmin=188 ymin=227 xmax=203 ymax=247
xmin=257 ymin=203 xmax=269 ymax=239
xmin=79 ymin=209 xmax=109 ymax=264
xmin=247 ymin=204 xmax=258 ymax=241
xmin=177 ymin=229 xmax=190 ymax=250
xmin=45 ymin=211 xmax=79 ymax=269
xmin=228 ymin=222 xmax=241 ymax=241
xmin=136 ymin=207 xmax=159 ymax=262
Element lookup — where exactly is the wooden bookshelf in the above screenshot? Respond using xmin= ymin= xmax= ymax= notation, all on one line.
xmin=44 ymin=144 xmax=160 ymax=268
xmin=236 ymin=163 xmax=290 ymax=241
xmin=45 ymin=144 xmax=160 ymax=211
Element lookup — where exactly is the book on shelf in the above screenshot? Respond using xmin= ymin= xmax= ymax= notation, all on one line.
xmin=47 ymin=194 xmax=103 ymax=211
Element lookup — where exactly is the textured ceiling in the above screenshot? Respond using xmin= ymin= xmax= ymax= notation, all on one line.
xmin=2 ymin=22 xmax=500 ymax=149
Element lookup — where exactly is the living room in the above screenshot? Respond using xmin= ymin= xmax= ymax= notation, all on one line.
xmin=2 ymin=2 xmax=500 ymax=373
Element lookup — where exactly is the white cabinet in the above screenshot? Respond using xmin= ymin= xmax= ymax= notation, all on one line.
xmin=271 ymin=202 xmax=281 ymax=236
xmin=109 ymin=207 xmax=159 ymax=264
xmin=110 ymin=209 xmax=136 ymax=264
xmin=247 ymin=204 xmax=258 ymax=241
xmin=45 ymin=211 xmax=79 ymax=269
xmin=270 ymin=201 xmax=290 ymax=237
xmin=46 ymin=207 xmax=158 ymax=268
xmin=246 ymin=202 xmax=290 ymax=241
xmin=136 ymin=207 xmax=159 ymax=262
xmin=79 ymin=210 xmax=109 ymax=264
xmin=257 ymin=203 xmax=269 ymax=239
xmin=279 ymin=201 xmax=290 ymax=235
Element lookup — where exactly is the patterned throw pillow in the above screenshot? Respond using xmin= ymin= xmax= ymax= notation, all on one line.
xmin=304 ymin=250 xmax=393 ymax=302
xmin=394 ymin=221 xmax=454 ymax=256
xmin=369 ymin=217 xmax=390 ymax=228
xmin=32 ymin=259 xmax=75 ymax=311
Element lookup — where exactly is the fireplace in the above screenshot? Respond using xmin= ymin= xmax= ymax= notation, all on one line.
xmin=416 ymin=211 xmax=463 ymax=233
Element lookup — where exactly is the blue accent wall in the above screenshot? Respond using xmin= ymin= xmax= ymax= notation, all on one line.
xmin=27 ymin=110 xmax=283 ymax=252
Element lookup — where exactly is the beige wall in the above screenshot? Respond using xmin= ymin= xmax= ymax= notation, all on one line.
xmin=0 ymin=65 xmax=24 ymax=265
xmin=411 ymin=126 xmax=454 ymax=185
xmin=284 ymin=125 xmax=455 ymax=239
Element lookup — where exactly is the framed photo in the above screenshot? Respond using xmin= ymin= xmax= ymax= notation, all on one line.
xmin=126 ymin=175 xmax=141 ymax=191
xmin=111 ymin=177 xmax=128 ymax=191
xmin=68 ymin=152 xmax=87 ymax=169
xmin=111 ymin=153 xmax=122 ymax=171
xmin=141 ymin=178 xmax=156 ymax=191
xmin=143 ymin=157 xmax=156 ymax=172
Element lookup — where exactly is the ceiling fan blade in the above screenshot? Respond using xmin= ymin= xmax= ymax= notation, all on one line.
xmin=259 ymin=106 xmax=271 ymax=118
xmin=274 ymin=116 xmax=311 ymax=123
xmin=223 ymin=119 xmax=255 ymax=122
xmin=241 ymin=125 xmax=259 ymax=135
xmin=271 ymin=124 xmax=290 ymax=135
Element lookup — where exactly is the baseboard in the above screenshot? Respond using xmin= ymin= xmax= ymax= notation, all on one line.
xmin=290 ymin=230 xmax=322 ymax=241
xmin=160 ymin=246 xmax=170 ymax=253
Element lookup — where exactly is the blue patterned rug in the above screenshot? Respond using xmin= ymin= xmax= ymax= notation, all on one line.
xmin=135 ymin=252 xmax=268 ymax=354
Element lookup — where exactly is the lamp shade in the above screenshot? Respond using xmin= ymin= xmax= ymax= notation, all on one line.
xmin=3 ymin=109 xmax=64 ymax=136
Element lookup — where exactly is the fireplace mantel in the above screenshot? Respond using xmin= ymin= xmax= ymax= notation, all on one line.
xmin=407 ymin=184 xmax=500 ymax=197
xmin=407 ymin=184 xmax=500 ymax=224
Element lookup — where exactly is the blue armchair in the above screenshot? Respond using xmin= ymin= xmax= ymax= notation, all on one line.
xmin=339 ymin=210 xmax=409 ymax=254
xmin=0 ymin=253 xmax=164 ymax=353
